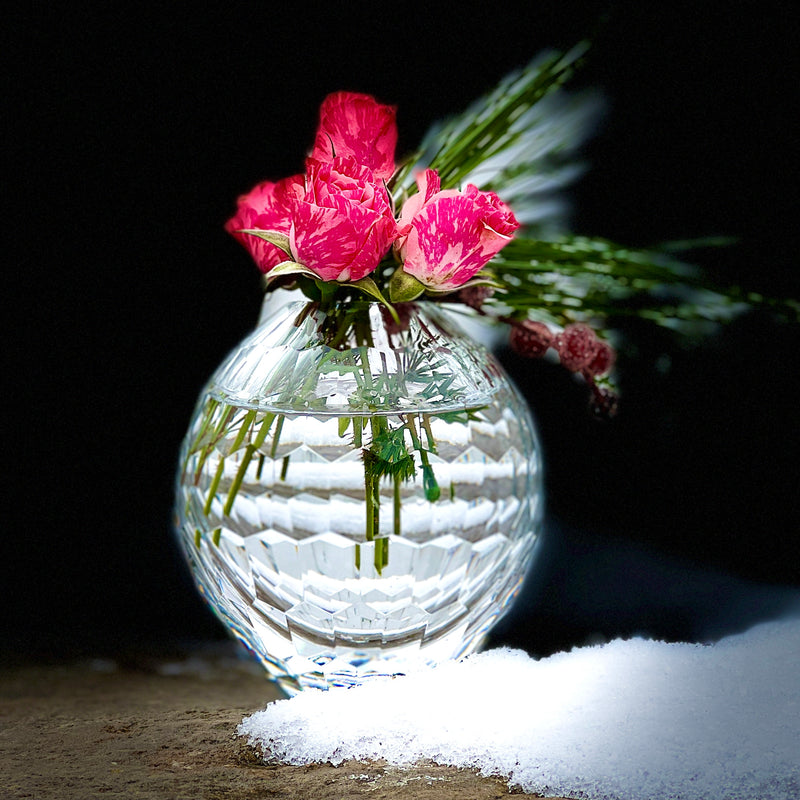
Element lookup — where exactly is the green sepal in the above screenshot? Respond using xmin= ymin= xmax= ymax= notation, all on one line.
xmin=264 ymin=260 xmax=320 ymax=283
xmin=238 ymin=229 xmax=292 ymax=256
xmin=315 ymin=279 xmax=338 ymax=305
xmin=349 ymin=277 xmax=400 ymax=324
xmin=424 ymin=270 xmax=502 ymax=297
xmin=389 ymin=268 xmax=425 ymax=303
xmin=295 ymin=275 xmax=322 ymax=301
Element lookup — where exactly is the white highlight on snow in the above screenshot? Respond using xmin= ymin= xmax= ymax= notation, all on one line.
xmin=239 ymin=610 xmax=800 ymax=799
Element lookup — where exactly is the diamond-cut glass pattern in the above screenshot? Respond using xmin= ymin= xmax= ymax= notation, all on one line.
xmin=175 ymin=301 xmax=543 ymax=694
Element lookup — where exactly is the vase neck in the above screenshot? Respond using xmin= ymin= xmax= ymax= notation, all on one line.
xmin=211 ymin=298 xmax=502 ymax=415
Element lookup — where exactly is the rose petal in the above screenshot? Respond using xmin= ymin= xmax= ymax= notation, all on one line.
xmin=310 ymin=91 xmax=398 ymax=181
xmin=224 ymin=175 xmax=302 ymax=273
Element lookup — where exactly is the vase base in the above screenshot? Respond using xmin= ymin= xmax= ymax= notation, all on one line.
xmin=249 ymin=640 xmax=492 ymax=696
xmin=179 ymin=520 xmax=538 ymax=694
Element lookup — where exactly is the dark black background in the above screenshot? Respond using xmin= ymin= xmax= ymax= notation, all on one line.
xmin=4 ymin=2 xmax=799 ymax=664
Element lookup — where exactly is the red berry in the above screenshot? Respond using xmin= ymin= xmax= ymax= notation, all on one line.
xmin=509 ymin=320 xmax=553 ymax=357
xmin=554 ymin=323 xmax=600 ymax=372
xmin=590 ymin=385 xmax=619 ymax=419
xmin=584 ymin=338 xmax=616 ymax=378
xmin=458 ymin=285 xmax=495 ymax=309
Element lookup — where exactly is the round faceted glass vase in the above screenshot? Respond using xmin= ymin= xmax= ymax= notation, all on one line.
xmin=174 ymin=298 xmax=543 ymax=694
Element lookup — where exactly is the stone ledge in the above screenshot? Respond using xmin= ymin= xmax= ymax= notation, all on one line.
xmin=0 ymin=656 xmax=567 ymax=799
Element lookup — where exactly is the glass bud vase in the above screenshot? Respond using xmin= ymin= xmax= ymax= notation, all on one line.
xmin=174 ymin=298 xmax=544 ymax=695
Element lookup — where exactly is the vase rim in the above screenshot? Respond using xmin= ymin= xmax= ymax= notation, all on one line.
xmin=211 ymin=296 xmax=504 ymax=415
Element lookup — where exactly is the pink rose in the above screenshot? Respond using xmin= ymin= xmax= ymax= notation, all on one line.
xmin=290 ymin=156 xmax=398 ymax=282
xmin=310 ymin=91 xmax=398 ymax=181
xmin=224 ymin=174 xmax=303 ymax=273
xmin=395 ymin=169 xmax=519 ymax=291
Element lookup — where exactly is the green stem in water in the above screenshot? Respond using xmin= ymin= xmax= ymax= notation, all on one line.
xmin=405 ymin=414 xmax=422 ymax=450
xmin=188 ymin=397 xmax=220 ymax=454
xmin=224 ymin=445 xmax=255 ymax=517
xmin=230 ymin=408 xmax=256 ymax=453
xmin=393 ymin=474 xmax=402 ymax=536
xmin=193 ymin=402 xmax=236 ymax=484
xmin=360 ymin=335 xmax=382 ymax=554
xmin=213 ymin=404 xmax=236 ymax=439
xmin=220 ymin=411 xmax=277 ymax=520
xmin=373 ymin=537 xmax=382 ymax=572
xmin=374 ymin=536 xmax=389 ymax=572
xmin=203 ymin=457 xmax=226 ymax=516
xmin=270 ymin=415 xmax=285 ymax=459
xmin=421 ymin=414 xmax=437 ymax=454
xmin=253 ymin=412 xmax=276 ymax=449
xmin=365 ymin=462 xmax=378 ymax=543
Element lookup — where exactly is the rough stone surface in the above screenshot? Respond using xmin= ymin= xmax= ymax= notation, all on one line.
xmin=0 ymin=654 xmax=562 ymax=799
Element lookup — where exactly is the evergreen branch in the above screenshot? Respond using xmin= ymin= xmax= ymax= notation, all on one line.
xmin=392 ymin=44 xmax=590 ymax=197
xmin=485 ymin=235 xmax=798 ymax=333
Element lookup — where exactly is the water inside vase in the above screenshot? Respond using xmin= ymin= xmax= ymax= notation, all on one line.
xmin=175 ymin=384 xmax=542 ymax=694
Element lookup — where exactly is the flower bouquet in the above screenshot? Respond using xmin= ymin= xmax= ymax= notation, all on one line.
xmin=174 ymin=46 xmax=785 ymax=694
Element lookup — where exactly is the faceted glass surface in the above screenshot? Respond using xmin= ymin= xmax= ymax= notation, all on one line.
xmin=175 ymin=300 xmax=543 ymax=694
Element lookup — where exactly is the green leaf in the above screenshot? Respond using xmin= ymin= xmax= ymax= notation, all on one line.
xmin=436 ymin=406 xmax=487 ymax=425
xmin=238 ymin=229 xmax=292 ymax=256
xmin=348 ymin=276 xmax=400 ymax=324
xmin=365 ymin=426 xmax=417 ymax=482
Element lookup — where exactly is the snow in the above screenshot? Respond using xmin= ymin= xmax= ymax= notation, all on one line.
xmin=239 ymin=606 xmax=800 ymax=799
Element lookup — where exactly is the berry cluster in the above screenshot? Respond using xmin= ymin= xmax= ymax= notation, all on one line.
xmin=510 ymin=320 xmax=618 ymax=418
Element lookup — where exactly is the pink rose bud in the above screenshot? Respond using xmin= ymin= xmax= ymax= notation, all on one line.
xmin=290 ymin=156 xmax=398 ymax=282
xmin=509 ymin=320 xmax=554 ymax=358
xmin=395 ymin=170 xmax=519 ymax=292
xmin=311 ymin=91 xmax=398 ymax=181
xmin=554 ymin=323 xmax=602 ymax=372
xmin=224 ymin=175 xmax=303 ymax=273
